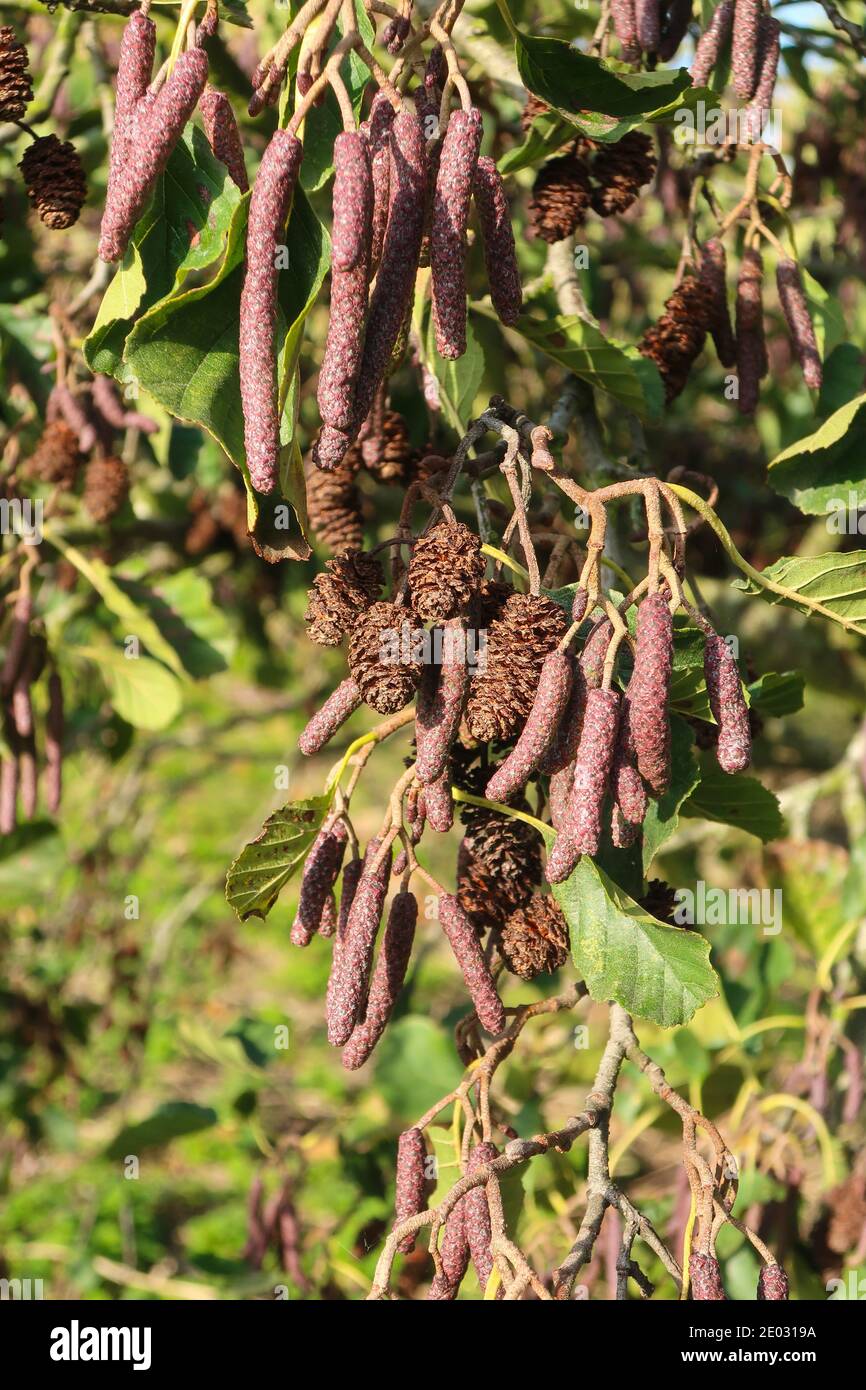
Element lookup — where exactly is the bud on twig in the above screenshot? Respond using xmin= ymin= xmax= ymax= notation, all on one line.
xmin=438 ymin=894 xmax=506 ymax=1034
xmin=431 ymin=108 xmax=483 ymax=360
xmin=298 ymin=676 xmax=362 ymax=756
xmin=343 ymin=890 xmax=418 ymax=1069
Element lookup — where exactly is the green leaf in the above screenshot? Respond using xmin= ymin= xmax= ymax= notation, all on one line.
xmin=515 ymin=313 xmax=664 ymax=419
xmin=77 ymin=647 xmax=183 ymax=730
xmin=514 ymin=32 xmax=692 ymax=119
xmin=642 ymin=716 xmax=701 ymax=873
xmin=423 ymin=306 xmax=485 ymax=433
xmin=552 ymin=855 xmax=718 ymax=1027
xmin=747 ymin=671 xmax=805 ymax=718
xmin=767 ymin=390 xmax=866 ymax=516
xmin=732 ymin=550 xmax=866 ymax=634
xmin=682 ymin=772 xmax=784 ymax=843
xmin=226 ymin=795 xmax=332 ymax=922
xmin=372 ymin=1016 xmax=465 ymax=1119
xmin=818 ymin=343 xmax=866 ymax=420
xmin=105 ymin=1102 xmax=218 ymax=1160
xmin=113 ymin=571 xmax=233 ymax=679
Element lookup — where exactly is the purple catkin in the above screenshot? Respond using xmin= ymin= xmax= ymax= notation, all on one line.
xmin=438 ymin=893 xmax=506 ymax=1034
xmin=465 ymin=1143 xmax=497 ymax=1292
xmin=472 ymin=156 xmax=522 ymax=328
xmin=393 ymin=1126 xmax=429 ymax=1253
xmin=571 ymin=587 xmax=589 ymax=624
xmin=199 ymin=85 xmax=249 ymax=191
xmin=700 ymin=238 xmax=736 ymax=368
xmin=486 ymin=649 xmax=573 ymax=802
xmin=392 ymin=848 xmax=408 ymax=876
xmin=91 ymin=373 xmax=158 ymax=435
xmin=635 ymin=0 xmax=662 ymax=53
xmin=735 ymin=245 xmax=767 ymax=415
xmin=731 ymin=0 xmax=760 ymax=100
xmin=105 ymin=11 xmax=156 ymax=219
xmin=611 ymin=804 xmax=639 ymax=848
xmin=384 ymin=15 xmax=411 ymax=53
xmin=19 ymin=745 xmax=36 ymax=820
xmin=539 ymin=656 xmax=585 ymax=776
xmin=612 ymin=697 xmax=648 ymax=825
xmin=580 ymin=617 xmax=613 ymax=689
xmin=54 ymin=384 xmax=97 ymax=453
xmin=545 ymin=825 xmax=581 ymax=883
xmin=689 ymin=1252 xmax=727 ymax=1300
xmin=298 ymin=676 xmax=362 ymax=756
xmin=352 ymin=111 xmax=426 ymax=430
xmin=564 ymin=686 xmax=621 ymax=856
xmin=239 ymin=129 xmax=303 ymax=493
xmin=326 ymin=838 xmax=392 ymax=1046
xmin=757 ymin=1263 xmax=789 ymax=1300
xmin=630 ymin=593 xmax=673 ymax=796
xmin=361 ymin=94 xmax=395 ymax=274
xmin=776 ymin=257 xmax=822 ymax=390
xmin=743 ymin=16 xmax=781 ymax=144
xmin=11 ymin=677 xmax=33 ymax=737
xmin=330 ymin=131 xmax=373 ymax=273
xmin=313 ymin=142 xmax=372 ymax=463
xmin=703 ymin=629 xmax=751 ymax=773
xmin=430 ymin=108 xmax=483 ymax=360
xmin=342 ymin=889 xmax=417 ymax=1071
xmin=44 ymin=670 xmax=63 ymax=815
xmin=548 ymin=761 xmax=575 ymax=832
xmin=98 ymin=47 xmax=210 ymax=262
xmin=319 ymin=892 xmax=337 ymax=937
xmin=415 ymin=618 xmax=470 ymax=786
xmin=427 ymin=1201 xmax=470 ymax=1299
xmin=424 ymin=770 xmax=454 ymax=832
xmin=337 ymin=855 xmax=364 ymax=936
xmin=658 ymin=0 xmax=693 ymax=61
xmin=691 ymin=0 xmax=733 ymax=86
xmin=291 ymin=817 xmax=348 ymax=946
xmin=610 ymin=0 xmax=640 ymax=57
xmin=1 ymin=590 xmax=32 ymax=693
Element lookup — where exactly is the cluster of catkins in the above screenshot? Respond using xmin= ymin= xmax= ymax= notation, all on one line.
xmin=690 ymin=1251 xmax=789 ymax=1301
xmin=639 ymin=237 xmax=822 ymax=406
xmin=0 ymin=25 xmax=86 ymax=230
xmin=692 ymin=2 xmax=782 ymax=142
xmin=98 ymin=10 xmax=247 ymax=263
xmin=610 ymin=0 xmax=696 ymax=64
xmin=0 ymin=592 xmax=63 ymax=834
xmin=29 ymin=373 xmax=157 ymax=522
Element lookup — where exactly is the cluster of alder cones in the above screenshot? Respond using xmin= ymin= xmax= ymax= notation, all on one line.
xmin=0 ymin=26 xmax=87 ymax=230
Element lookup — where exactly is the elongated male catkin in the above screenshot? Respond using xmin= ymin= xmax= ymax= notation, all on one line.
xmin=548 ymin=761 xmax=576 ymax=833
xmin=565 ymin=686 xmax=621 ymax=856
xmin=776 ymin=257 xmax=822 ymax=389
xmin=342 ymin=890 xmax=417 ymax=1070
xmin=438 ymin=894 xmax=506 ymax=1034
xmin=630 ymin=592 xmax=673 ymax=795
xmin=427 ymin=1200 xmax=469 ymax=1299
xmin=731 ymin=0 xmax=760 ymax=100
xmin=415 ymin=618 xmax=470 ymax=786
xmin=472 ymin=156 xmax=522 ymax=327
xmin=199 ymin=86 xmax=249 ymax=191
xmin=691 ymin=0 xmax=733 ymax=86
xmin=735 ymin=245 xmax=767 ymax=415
xmin=464 ymin=1143 xmax=497 ymax=1293
xmin=45 ymin=670 xmax=63 ymax=814
xmin=635 ymin=0 xmax=662 ymax=53
xmin=352 ymin=111 xmax=426 ymax=430
xmin=539 ymin=656 xmax=584 ymax=775
xmin=612 ymin=696 xmax=648 ymax=825
xmin=580 ymin=617 xmax=613 ymax=689
xmin=298 ymin=676 xmax=362 ymax=756
xmin=545 ymin=824 xmax=581 ymax=883
xmin=314 ymin=137 xmax=372 ymax=466
xmin=98 ymin=46 xmax=209 ymax=262
xmin=291 ymin=818 xmax=348 ymax=946
xmin=327 ymin=838 xmax=392 ymax=1046
xmin=703 ymin=629 xmax=751 ymax=773
xmin=393 ymin=1126 xmax=429 ymax=1253
xmin=337 ymin=855 xmax=364 ymax=936
xmin=486 ymin=650 xmax=573 ymax=802
xmin=743 ymin=16 xmax=781 ymax=143
xmin=239 ymin=129 xmax=303 ymax=494
xmin=424 ymin=769 xmax=454 ymax=832
xmin=700 ymin=237 xmax=736 ymax=368
xmin=362 ymin=94 xmax=395 ymax=273
xmin=1 ymin=589 xmax=32 ymax=693
xmin=610 ymin=0 xmax=639 ymax=57
xmin=430 ymin=108 xmax=483 ymax=360
xmin=104 ymin=10 xmax=155 ymax=212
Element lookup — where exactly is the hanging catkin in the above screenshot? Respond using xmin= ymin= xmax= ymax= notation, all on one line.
xmin=658 ymin=0 xmax=693 ymax=61
xmin=485 ymin=649 xmax=573 ymax=802
xmin=342 ymin=890 xmax=418 ymax=1070
xmin=415 ymin=618 xmax=470 ymax=786
xmin=757 ymin=1263 xmax=789 ymax=1300
xmin=735 ymin=245 xmax=767 ymax=415
xmin=564 ymin=686 xmax=621 ymax=856
xmin=635 ymin=0 xmax=662 ymax=53
xmin=298 ymin=676 xmax=362 ymax=756
xmin=703 ymin=628 xmax=751 ymax=773
xmin=104 ymin=11 xmax=155 ymax=221
xmin=326 ymin=837 xmax=392 ymax=1045
xmin=700 ymin=238 xmax=736 ymax=368
xmin=612 ymin=693 xmax=648 ymax=826
xmin=689 ymin=1252 xmax=727 ymax=1300
xmin=393 ymin=1127 xmax=429 ymax=1253
xmin=291 ymin=818 xmax=348 ymax=946
xmin=314 ymin=134 xmax=373 ymax=468
xmin=691 ymin=0 xmax=733 ymax=86
xmin=98 ymin=46 xmax=209 ymax=262
xmin=630 ymin=593 xmax=673 ymax=796
xmin=430 ymin=108 xmax=483 ymax=360
xmin=472 ymin=157 xmax=523 ymax=327
xmin=731 ymin=0 xmax=760 ymax=100
xmin=743 ymin=16 xmax=781 ymax=144
xmin=539 ymin=654 xmax=584 ymax=776
xmin=362 ymin=96 xmax=395 ymax=274
xmin=776 ymin=258 xmax=823 ymax=390
xmin=427 ymin=1199 xmax=470 ymax=1299
xmin=239 ymin=129 xmax=304 ymax=493
xmin=199 ymin=85 xmax=249 ymax=191
xmin=424 ymin=769 xmax=454 ymax=832
xmin=464 ymin=1143 xmax=497 ymax=1293
xmin=438 ymin=894 xmax=506 ymax=1034
xmin=352 ymin=111 xmax=426 ymax=431
xmin=610 ymin=0 xmax=640 ymax=60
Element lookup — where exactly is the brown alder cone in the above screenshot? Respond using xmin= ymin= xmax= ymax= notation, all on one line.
xmin=689 ymin=1252 xmax=727 ymax=1300
xmin=630 ymin=592 xmax=673 ymax=796
xmin=19 ymin=135 xmax=87 ymax=230
xmin=430 ymin=107 xmax=483 ymax=359
xmin=82 ymin=455 xmax=129 ymax=523
xmin=638 ymin=275 xmax=716 ymax=403
xmin=501 ymin=894 xmax=569 ymax=980
xmin=735 ymin=245 xmax=768 ymax=415
xmin=360 ymin=405 xmax=415 ymax=483
xmin=776 ymin=258 xmax=823 ymax=390
xmin=304 ymin=549 xmax=383 ymax=647
xmin=590 ymin=133 xmax=656 ymax=218
xmin=465 ymin=593 xmax=568 ymax=742
xmin=408 ymin=519 xmax=485 ymax=624
xmin=700 ymin=237 xmax=737 ymax=368
xmin=0 ymin=25 xmax=33 ymax=120
xmin=348 ymin=600 xmax=422 ymax=714
xmin=757 ymin=1263 xmax=789 ymax=1300
xmin=28 ymin=421 xmax=81 ymax=490
xmin=305 ymin=448 xmax=363 ymax=552
xmin=456 ymin=792 xmax=541 ymax=933
xmin=438 ymin=893 xmax=506 ymax=1034
xmin=393 ymin=1127 xmax=429 ymax=1253
xmin=731 ymin=0 xmax=760 ymax=101
xmin=529 ymin=152 xmax=592 ymax=242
